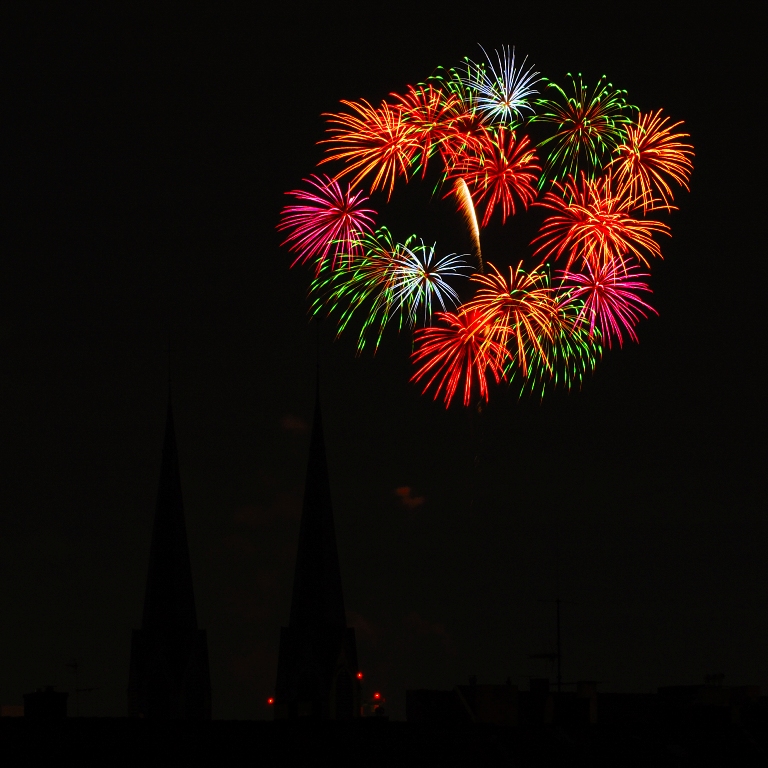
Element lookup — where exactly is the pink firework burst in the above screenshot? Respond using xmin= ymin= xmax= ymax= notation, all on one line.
xmin=560 ymin=255 xmax=657 ymax=348
xmin=277 ymin=174 xmax=376 ymax=273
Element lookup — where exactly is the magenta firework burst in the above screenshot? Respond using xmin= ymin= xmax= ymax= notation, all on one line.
xmin=278 ymin=174 xmax=376 ymax=273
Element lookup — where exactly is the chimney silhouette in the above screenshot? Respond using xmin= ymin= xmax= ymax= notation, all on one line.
xmin=273 ymin=383 xmax=360 ymax=719
xmin=128 ymin=394 xmax=211 ymax=718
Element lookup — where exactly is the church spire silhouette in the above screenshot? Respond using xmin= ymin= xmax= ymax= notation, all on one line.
xmin=288 ymin=379 xmax=346 ymax=631
xmin=274 ymin=381 xmax=360 ymax=719
xmin=128 ymin=390 xmax=211 ymax=719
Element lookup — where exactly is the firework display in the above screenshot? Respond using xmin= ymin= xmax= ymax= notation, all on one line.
xmin=278 ymin=174 xmax=377 ymax=272
xmin=278 ymin=46 xmax=694 ymax=407
xmin=534 ymin=74 xmax=635 ymax=186
xmin=309 ymin=227 xmax=470 ymax=353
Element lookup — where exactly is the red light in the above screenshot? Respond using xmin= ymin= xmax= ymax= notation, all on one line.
xmin=373 ymin=692 xmax=380 ymax=700
xmin=267 ymin=698 xmax=274 ymax=705
xmin=357 ymin=672 xmax=363 ymax=680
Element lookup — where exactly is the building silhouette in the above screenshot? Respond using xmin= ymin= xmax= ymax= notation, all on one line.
xmin=23 ymin=687 xmax=68 ymax=719
xmin=128 ymin=394 xmax=211 ymax=719
xmin=274 ymin=386 xmax=360 ymax=719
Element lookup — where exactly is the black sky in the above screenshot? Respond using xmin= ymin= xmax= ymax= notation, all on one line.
xmin=0 ymin=4 xmax=764 ymax=720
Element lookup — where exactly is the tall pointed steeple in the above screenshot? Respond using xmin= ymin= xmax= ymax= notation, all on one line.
xmin=288 ymin=383 xmax=346 ymax=632
xmin=128 ymin=392 xmax=211 ymax=719
xmin=274 ymin=383 xmax=360 ymax=719
xmin=141 ymin=398 xmax=198 ymax=633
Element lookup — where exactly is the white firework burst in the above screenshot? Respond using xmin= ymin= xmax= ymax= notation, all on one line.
xmin=463 ymin=45 xmax=541 ymax=127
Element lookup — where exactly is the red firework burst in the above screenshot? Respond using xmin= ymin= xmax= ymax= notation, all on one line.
xmin=447 ymin=127 xmax=540 ymax=226
xmin=277 ymin=174 xmax=377 ymax=273
xmin=411 ymin=309 xmax=507 ymax=408
xmin=532 ymin=172 xmax=670 ymax=269
xmin=321 ymin=99 xmax=419 ymax=199
xmin=393 ymin=84 xmax=461 ymax=178
xmin=611 ymin=109 xmax=694 ymax=211
xmin=436 ymin=99 xmax=488 ymax=172
xmin=560 ymin=255 xmax=657 ymax=347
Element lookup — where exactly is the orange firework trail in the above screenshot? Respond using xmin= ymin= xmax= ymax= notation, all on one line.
xmin=453 ymin=177 xmax=483 ymax=272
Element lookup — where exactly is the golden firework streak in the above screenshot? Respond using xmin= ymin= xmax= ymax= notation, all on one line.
xmin=453 ymin=178 xmax=483 ymax=273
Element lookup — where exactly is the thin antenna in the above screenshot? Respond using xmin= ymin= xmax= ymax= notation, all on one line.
xmin=467 ymin=402 xmax=483 ymax=512
xmin=65 ymin=660 xmax=98 ymax=716
xmin=556 ymin=597 xmax=561 ymax=696
xmin=555 ymin=503 xmax=561 ymax=695
xmin=555 ymin=505 xmax=561 ymax=605
xmin=537 ymin=598 xmax=564 ymax=696
xmin=66 ymin=660 xmax=80 ymax=717
xmin=314 ymin=316 xmax=322 ymax=403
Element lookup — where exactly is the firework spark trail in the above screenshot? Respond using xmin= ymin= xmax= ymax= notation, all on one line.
xmin=452 ymin=178 xmax=483 ymax=271
xmin=277 ymin=174 xmax=377 ymax=273
xmin=532 ymin=172 xmax=670 ymax=269
xmin=560 ymin=255 xmax=657 ymax=348
xmin=610 ymin=109 xmax=694 ymax=211
xmin=534 ymin=74 xmax=636 ymax=186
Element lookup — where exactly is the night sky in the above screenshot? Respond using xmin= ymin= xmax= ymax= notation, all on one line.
xmin=1 ymin=5 xmax=763 ymax=721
